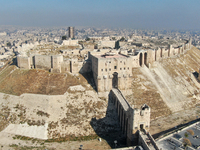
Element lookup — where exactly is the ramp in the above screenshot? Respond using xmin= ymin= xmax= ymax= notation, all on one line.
xmin=140 ymin=64 xmax=187 ymax=112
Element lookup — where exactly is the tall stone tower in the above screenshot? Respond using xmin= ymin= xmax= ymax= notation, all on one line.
xmin=132 ymin=104 xmax=151 ymax=144
xmin=124 ymin=103 xmax=151 ymax=146
xmin=68 ymin=27 xmax=75 ymax=39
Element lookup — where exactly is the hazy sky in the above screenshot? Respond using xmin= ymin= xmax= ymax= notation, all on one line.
xmin=0 ymin=0 xmax=199 ymax=29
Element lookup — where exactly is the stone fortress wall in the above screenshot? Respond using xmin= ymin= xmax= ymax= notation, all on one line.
xmin=34 ymin=55 xmax=52 ymax=70
xmin=17 ymin=53 xmax=91 ymax=74
xmin=131 ymin=39 xmax=192 ymax=68
xmin=17 ymin=55 xmax=65 ymax=73
xmin=15 ymin=39 xmax=192 ymax=148
xmin=17 ymin=39 xmax=192 ymax=89
xmin=17 ymin=56 xmax=31 ymax=70
xmin=89 ymin=39 xmax=192 ymax=92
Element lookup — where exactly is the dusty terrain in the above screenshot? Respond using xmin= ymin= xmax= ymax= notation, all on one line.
xmin=0 ymin=66 xmax=94 ymax=95
xmin=0 ymin=85 xmax=122 ymax=149
xmin=125 ymin=46 xmax=200 ymax=135
xmin=1 ymin=47 xmax=200 ymax=149
xmin=0 ymin=132 xmax=111 ymax=150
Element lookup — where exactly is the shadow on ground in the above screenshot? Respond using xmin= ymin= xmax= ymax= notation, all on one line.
xmin=81 ymin=72 xmax=97 ymax=91
xmin=90 ymin=92 xmax=126 ymax=148
xmin=193 ymin=71 xmax=200 ymax=82
xmin=11 ymin=57 xmax=17 ymax=66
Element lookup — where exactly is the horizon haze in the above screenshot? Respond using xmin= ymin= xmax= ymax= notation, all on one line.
xmin=0 ymin=0 xmax=200 ymax=30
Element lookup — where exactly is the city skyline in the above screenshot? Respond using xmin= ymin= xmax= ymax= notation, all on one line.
xmin=0 ymin=0 xmax=200 ymax=29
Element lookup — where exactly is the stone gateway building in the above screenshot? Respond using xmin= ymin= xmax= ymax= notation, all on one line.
xmin=89 ymin=50 xmax=133 ymax=92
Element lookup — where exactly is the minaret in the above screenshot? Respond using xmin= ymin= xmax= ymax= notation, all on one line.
xmin=68 ymin=27 xmax=75 ymax=39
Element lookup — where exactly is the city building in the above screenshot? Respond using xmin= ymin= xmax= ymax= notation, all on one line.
xmin=68 ymin=27 xmax=75 ymax=39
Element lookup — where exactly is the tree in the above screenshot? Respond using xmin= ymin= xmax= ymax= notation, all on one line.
xmin=119 ymin=37 xmax=125 ymax=41
xmin=183 ymin=132 xmax=191 ymax=150
xmin=187 ymin=129 xmax=194 ymax=136
xmin=62 ymin=36 xmax=67 ymax=40
xmin=184 ymin=132 xmax=188 ymax=138
xmin=85 ymin=37 xmax=90 ymax=41
xmin=112 ymin=37 xmax=116 ymax=40
xmin=183 ymin=138 xmax=191 ymax=148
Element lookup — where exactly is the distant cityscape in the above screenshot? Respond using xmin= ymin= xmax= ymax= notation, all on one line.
xmin=0 ymin=25 xmax=200 ymax=149
xmin=1 ymin=26 xmax=200 ymax=65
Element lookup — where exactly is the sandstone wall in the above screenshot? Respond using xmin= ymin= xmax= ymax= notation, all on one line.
xmin=99 ymin=41 xmax=115 ymax=48
xmin=132 ymin=105 xmax=150 ymax=134
xmin=34 ymin=55 xmax=51 ymax=71
xmin=17 ymin=55 xmax=31 ymax=69
xmin=61 ymin=61 xmax=70 ymax=73
xmin=51 ymin=55 xmax=63 ymax=73
xmin=62 ymin=40 xmax=78 ymax=46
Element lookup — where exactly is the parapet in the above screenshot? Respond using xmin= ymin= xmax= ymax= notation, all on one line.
xmin=134 ymin=104 xmax=150 ymax=116
xmin=141 ymin=104 xmax=150 ymax=110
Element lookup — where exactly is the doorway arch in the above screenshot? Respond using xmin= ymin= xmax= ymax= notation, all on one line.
xmin=112 ymin=72 xmax=118 ymax=88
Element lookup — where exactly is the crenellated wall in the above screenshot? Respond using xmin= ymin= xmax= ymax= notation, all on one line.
xmin=134 ymin=40 xmax=192 ymax=68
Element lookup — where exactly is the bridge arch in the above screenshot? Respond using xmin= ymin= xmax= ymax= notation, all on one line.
xmin=125 ymin=118 xmax=128 ymax=139
xmin=123 ymin=113 xmax=126 ymax=134
xmin=139 ymin=53 xmax=143 ymax=66
xmin=144 ymin=52 xmax=147 ymax=66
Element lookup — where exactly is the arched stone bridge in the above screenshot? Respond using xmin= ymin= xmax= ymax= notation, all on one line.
xmin=110 ymin=88 xmax=159 ymax=149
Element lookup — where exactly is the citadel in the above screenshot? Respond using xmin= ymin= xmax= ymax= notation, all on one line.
xmin=0 ymin=26 xmax=199 ymax=149
xmin=17 ymin=37 xmax=192 ymax=93
xmin=15 ymin=27 xmax=192 ymax=148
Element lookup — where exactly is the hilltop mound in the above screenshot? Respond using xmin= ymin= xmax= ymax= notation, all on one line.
xmin=0 ymin=68 xmax=94 ymax=96
xmin=1 ymin=47 xmax=200 ymax=141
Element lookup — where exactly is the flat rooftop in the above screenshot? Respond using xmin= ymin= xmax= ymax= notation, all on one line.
xmin=156 ymin=121 xmax=200 ymax=149
xmin=93 ymin=54 xmax=128 ymax=59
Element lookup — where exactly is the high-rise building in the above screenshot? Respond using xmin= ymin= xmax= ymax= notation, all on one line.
xmin=68 ymin=27 xmax=75 ymax=39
